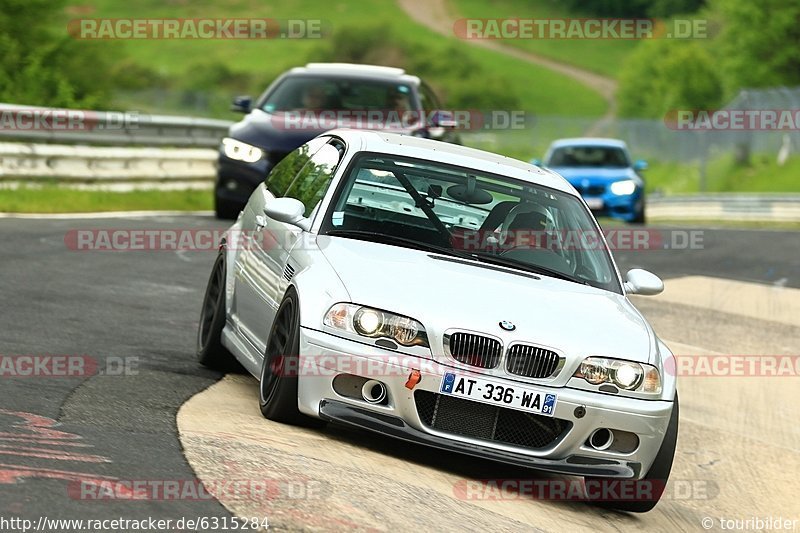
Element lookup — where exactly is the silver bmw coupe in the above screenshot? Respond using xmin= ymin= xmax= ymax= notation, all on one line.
xmin=197 ymin=129 xmax=678 ymax=512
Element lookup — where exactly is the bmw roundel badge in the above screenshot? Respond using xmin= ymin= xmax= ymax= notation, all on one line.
xmin=499 ymin=320 xmax=516 ymax=331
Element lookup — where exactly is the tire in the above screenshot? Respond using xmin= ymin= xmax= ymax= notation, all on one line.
xmin=258 ymin=288 xmax=306 ymax=424
xmin=196 ymin=253 xmax=235 ymax=369
xmin=590 ymin=392 xmax=679 ymax=513
xmin=631 ymin=198 xmax=646 ymax=224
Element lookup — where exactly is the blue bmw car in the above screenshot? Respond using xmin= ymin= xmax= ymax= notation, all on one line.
xmin=534 ymin=138 xmax=647 ymax=223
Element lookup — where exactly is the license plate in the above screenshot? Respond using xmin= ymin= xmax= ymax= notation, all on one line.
xmin=439 ymin=372 xmax=557 ymax=416
xmin=585 ymin=197 xmax=604 ymax=210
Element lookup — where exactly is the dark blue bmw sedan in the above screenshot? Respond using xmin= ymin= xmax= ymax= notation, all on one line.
xmin=215 ymin=62 xmax=458 ymax=218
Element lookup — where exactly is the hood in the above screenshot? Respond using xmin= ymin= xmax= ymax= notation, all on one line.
xmin=317 ymin=236 xmax=653 ymax=367
xmin=229 ymin=109 xmax=417 ymax=152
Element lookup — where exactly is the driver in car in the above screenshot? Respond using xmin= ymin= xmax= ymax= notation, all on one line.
xmin=300 ymin=85 xmax=327 ymax=111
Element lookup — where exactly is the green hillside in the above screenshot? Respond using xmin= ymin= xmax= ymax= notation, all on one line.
xmin=452 ymin=0 xmax=639 ymax=78
xmin=58 ymin=0 xmax=607 ymax=118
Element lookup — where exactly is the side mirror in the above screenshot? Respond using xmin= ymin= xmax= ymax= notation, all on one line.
xmin=633 ymin=159 xmax=648 ymax=171
xmin=429 ymin=110 xmax=458 ymax=129
xmin=264 ymin=197 xmax=311 ymax=231
xmin=231 ymin=95 xmax=252 ymax=113
xmin=530 ymin=158 xmax=542 ymax=166
xmin=624 ymin=269 xmax=663 ymax=296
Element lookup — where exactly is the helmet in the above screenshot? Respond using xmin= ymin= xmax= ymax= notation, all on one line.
xmin=499 ymin=202 xmax=551 ymax=246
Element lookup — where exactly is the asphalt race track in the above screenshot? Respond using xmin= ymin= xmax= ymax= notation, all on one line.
xmin=1 ymin=214 xmax=798 ymax=532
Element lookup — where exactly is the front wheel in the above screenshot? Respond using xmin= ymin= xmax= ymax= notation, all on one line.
xmin=590 ymin=392 xmax=679 ymax=513
xmin=196 ymin=253 xmax=235 ymax=369
xmin=258 ymin=289 xmax=305 ymax=424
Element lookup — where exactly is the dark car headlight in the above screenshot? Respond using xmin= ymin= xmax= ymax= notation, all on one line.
xmin=324 ymin=303 xmax=429 ymax=347
xmin=221 ymin=137 xmax=264 ymax=163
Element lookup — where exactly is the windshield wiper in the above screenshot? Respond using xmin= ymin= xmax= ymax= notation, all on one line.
xmin=325 ymin=230 xmax=590 ymax=286
xmin=324 ymin=230 xmax=467 ymax=258
xmin=469 ymin=252 xmax=590 ymax=286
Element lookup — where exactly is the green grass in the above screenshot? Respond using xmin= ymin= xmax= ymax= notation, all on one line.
xmin=451 ymin=0 xmax=640 ymax=78
xmin=645 ymin=154 xmax=800 ymax=194
xmin=647 ymin=219 xmax=800 ymax=230
xmin=60 ymin=0 xmax=607 ymax=118
xmin=461 ymin=130 xmax=538 ymax=162
xmin=0 ymin=186 xmax=212 ymax=213
xmin=460 ymin=117 xmax=605 ymax=163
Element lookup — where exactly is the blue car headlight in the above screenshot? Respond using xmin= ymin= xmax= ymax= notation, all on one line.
xmin=609 ymin=180 xmax=637 ymax=196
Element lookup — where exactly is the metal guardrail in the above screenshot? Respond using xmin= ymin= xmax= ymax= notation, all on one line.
xmin=0 ymin=142 xmax=217 ymax=182
xmin=1 ymin=103 xmax=799 ymax=220
xmin=0 ymin=103 xmax=233 ymax=147
xmin=0 ymin=103 xmax=230 ymax=185
xmin=648 ymin=194 xmax=800 ymax=222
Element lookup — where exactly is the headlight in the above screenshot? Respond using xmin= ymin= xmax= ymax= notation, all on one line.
xmin=574 ymin=357 xmax=660 ymax=393
xmin=354 ymin=307 xmax=382 ymax=335
xmin=324 ymin=303 xmax=428 ymax=347
xmin=610 ymin=360 xmax=643 ymax=389
xmin=221 ymin=137 xmax=263 ymax=163
xmin=609 ymin=179 xmax=636 ymax=195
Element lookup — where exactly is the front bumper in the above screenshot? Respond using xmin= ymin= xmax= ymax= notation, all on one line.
xmin=318 ymin=400 xmax=639 ymax=477
xmin=585 ymin=190 xmax=644 ymax=222
xmin=298 ymin=327 xmax=674 ymax=479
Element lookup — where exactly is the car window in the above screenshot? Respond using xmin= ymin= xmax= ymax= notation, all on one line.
xmin=283 ymin=142 xmax=342 ymax=217
xmin=265 ymin=136 xmax=330 ymax=198
xmin=418 ymin=82 xmax=441 ymax=116
xmin=261 ymin=76 xmax=414 ymax=113
xmin=547 ymin=146 xmax=630 ymax=168
xmin=321 ymin=153 xmax=621 ymax=293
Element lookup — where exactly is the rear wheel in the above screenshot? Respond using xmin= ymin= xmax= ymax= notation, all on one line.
xmin=259 ymin=289 xmax=306 ymax=424
xmin=196 ymin=253 xmax=235 ymax=369
xmin=590 ymin=392 xmax=679 ymax=513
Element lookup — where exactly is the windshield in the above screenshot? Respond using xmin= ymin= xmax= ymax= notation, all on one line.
xmin=320 ymin=153 xmax=621 ymax=293
xmin=547 ymin=145 xmax=630 ymax=168
xmin=261 ymin=76 xmax=415 ymax=113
